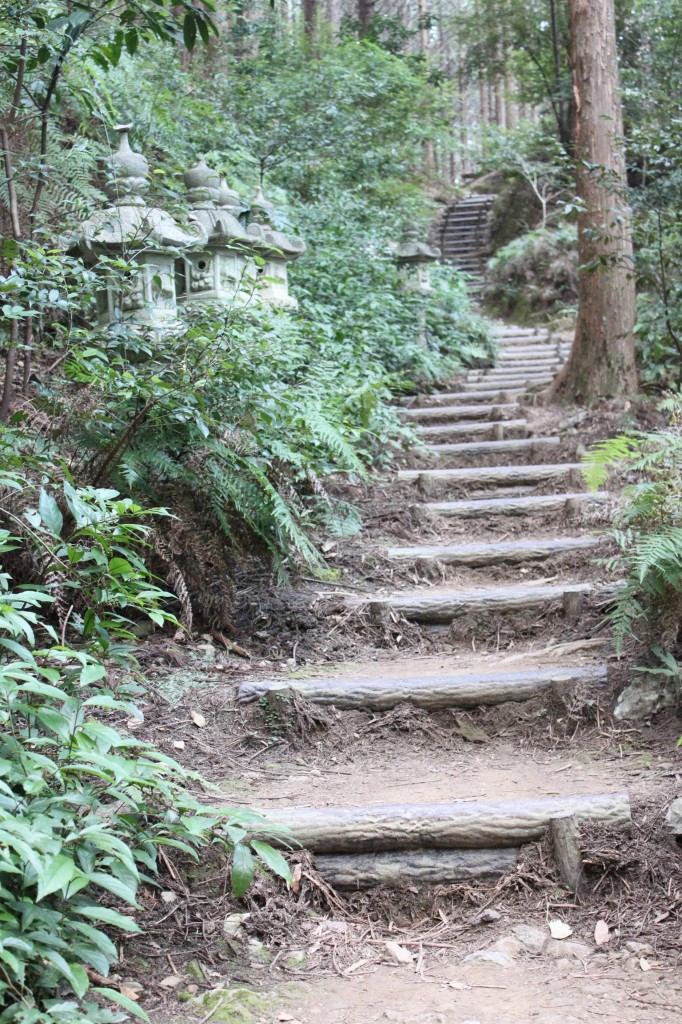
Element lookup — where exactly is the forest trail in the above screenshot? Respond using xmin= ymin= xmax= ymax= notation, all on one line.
xmin=213 ymin=323 xmax=682 ymax=1024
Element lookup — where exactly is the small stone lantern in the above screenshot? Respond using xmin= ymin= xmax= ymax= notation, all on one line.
xmin=392 ymin=227 xmax=441 ymax=347
xmin=73 ymin=125 xmax=206 ymax=334
xmin=176 ymin=159 xmax=252 ymax=307
xmin=245 ymin=186 xmax=306 ymax=310
xmin=393 ymin=226 xmax=441 ymax=294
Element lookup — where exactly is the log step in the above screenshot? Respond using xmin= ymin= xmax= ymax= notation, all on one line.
xmin=417 ymin=419 xmax=529 ymax=439
xmin=461 ymin=378 xmax=549 ymax=392
xmin=348 ymin=580 xmax=607 ymax=623
xmin=426 ymin=491 xmax=609 ymax=518
xmin=401 ymin=402 xmax=520 ymax=422
xmin=421 ymin=436 xmax=560 ymax=457
xmin=315 ymin=848 xmax=518 ymax=889
xmin=239 ymin=664 xmax=608 ymax=710
xmin=262 ymin=792 xmax=631 ymax=853
xmin=398 ymin=462 xmax=583 ymax=485
xmin=386 ymin=535 xmax=601 ymax=566
xmin=410 ymin=388 xmax=526 ymax=405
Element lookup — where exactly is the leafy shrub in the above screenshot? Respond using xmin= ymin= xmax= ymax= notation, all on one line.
xmin=483 ymin=225 xmax=578 ymax=322
xmin=0 ymin=476 xmax=290 ymax=1022
xmin=583 ymin=396 xmax=682 ymax=654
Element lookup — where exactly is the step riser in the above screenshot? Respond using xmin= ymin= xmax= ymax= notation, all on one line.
xmin=262 ymin=793 xmax=631 ymax=853
xmin=349 ymin=581 xmax=616 ymax=624
xmin=422 ymin=436 xmax=560 ymax=456
xmin=417 ymin=420 xmax=529 ymax=440
xmin=239 ymin=665 xmax=608 ymax=711
xmin=387 ymin=536 xmax=601 ymax=566
xmin=399 ymin=464 xmax=583 ymax=485
xmin=401 ymin=403 xmax=520 ymax=422
xmin=426 ymin=492 xmax=608 ymax=517
xmin=316 ymin=848 xmax=517 ymax=889
xmin=410 ymin=389 xmax=525 ymax=405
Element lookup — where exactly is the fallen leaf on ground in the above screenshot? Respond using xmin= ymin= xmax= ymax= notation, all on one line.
xmin=447 ymin=981 xmax=470 ymax=990
xmin=453 ymin=716 xmax=491 ymax=743
xmin=158 ymin=976 xmax=184 ymax=989
xmin=291 ymin=863 xmax=302 ymax=895
xmin=594 ymin=920 xmax=610 ymax=945
xmin=640 ymin=957 xmax=653 ymax=971
xmin=549 ymin=920 xmax=573 ymax=940
xmin=119 ymin=983 xmax=142 ymax=1001
xmin=190 ymin=710 xmax=206 ymax=728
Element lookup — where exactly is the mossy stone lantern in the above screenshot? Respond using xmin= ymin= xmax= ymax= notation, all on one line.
xmin=245 ymin=186 xmax=306 ymax=310
xmin=73 ymin=126 xmax=206 ymax=334
xmin=393 ymin=227 xmax=441 ymax=347
xmin=393 ymin=226 xmax=441 ymax=294
xmin=176 ymin=159 xmax=252 ymax=307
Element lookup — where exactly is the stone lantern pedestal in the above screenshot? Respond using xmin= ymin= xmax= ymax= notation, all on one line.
xmin=245 ymin=187 xmax=306 ymax=310
xmin=72 ymin=126 xmax=205 ymax=335
xmin=176 ymin=160 xmax=252 ymax=307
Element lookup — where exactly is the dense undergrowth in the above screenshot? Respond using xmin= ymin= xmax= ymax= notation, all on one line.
xmin=0 ymin=10 xmax=492 ymax=1019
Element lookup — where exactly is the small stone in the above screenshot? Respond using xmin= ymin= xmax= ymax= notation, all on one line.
xmin=490 ymin=936 xmax=523 ymax=956
xmin=545 ymin=939 xmax=592 ymax=959
xmin=462 ymin=950 xmax=515 ymax=968
xmin=223 ymin=912 xmax=251 ymax=938
xmin=666 ymin=798 xmax=682 ymax=835
xmin=472 ymin=907 xmax=500 ymax=924
xmin=309 ymin=769 xmax=321 ymax=777
xmin=511 ymin=923 xmax=548 ymax=954
xmin=625 ymin=940 xmax=654 ymax=954
xmin=614 ymin=676 xmax=675 ymax=721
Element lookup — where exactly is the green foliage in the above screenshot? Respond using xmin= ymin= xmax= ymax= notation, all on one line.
xmin=484 ymin=225 xmax=578 ymax=322
xmin=583 ymin=398 xmax=682 ymax=653
xmin=0 ymin=500 xmax=290 ymax=1022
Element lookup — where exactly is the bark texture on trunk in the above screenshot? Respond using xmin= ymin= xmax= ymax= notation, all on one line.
xmin=563 ymin=0 xmax=636 ymax=401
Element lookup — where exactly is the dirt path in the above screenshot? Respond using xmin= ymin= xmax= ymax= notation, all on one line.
xmin=145 ymin=323 xmax=681 ymax=1024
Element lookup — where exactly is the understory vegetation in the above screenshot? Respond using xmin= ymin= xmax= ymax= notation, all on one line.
xmin=0 ymin=5 xmax=491 ymax=1019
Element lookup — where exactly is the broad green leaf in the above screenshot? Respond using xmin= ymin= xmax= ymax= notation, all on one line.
xmin=251 ymin=840 xmax=292 ymax=884
xmin=38 ymin=489 xmax=63 ymax=537
xmin=231 ymin=843 xmax=256 ymax=898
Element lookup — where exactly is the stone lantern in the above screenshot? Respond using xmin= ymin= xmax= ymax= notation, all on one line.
xmin=245 ymin=186 xmax=306 ymax=310
xmin=72 ymin=125 xmax=206 ymax=334
xmin=393 ymin=226 xmax=441 ymax=294
xmin=392 ymin=227 xmax=441 ymax=347
xmin=176 ymin=159 xmax=252 ymax=307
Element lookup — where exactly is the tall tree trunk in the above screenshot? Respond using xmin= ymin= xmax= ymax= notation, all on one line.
xmin=357 ymin=0 xmax=373 ymax=35
xmin=561 ymin=0 xmax=636 ymax=402
xmin=304 ymin=0 xmax=317 ymax=35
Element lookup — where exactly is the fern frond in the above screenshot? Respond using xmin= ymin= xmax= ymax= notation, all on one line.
xmin=582 ymin=434 xmax=642 ymax=491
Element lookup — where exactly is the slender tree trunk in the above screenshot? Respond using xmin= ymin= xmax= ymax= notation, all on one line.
xmin=561 ymin=0 xmax=636 ymax=402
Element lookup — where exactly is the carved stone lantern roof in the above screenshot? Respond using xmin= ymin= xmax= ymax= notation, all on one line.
xmin=73 ymin=126 xmax=206 ymax=260
xmin=183 ymin=158 xmax=250 ymax=248
xmin=246 ymin=186 xmax=306 ymax=261
xmin=393 ymin=225 xmax=441 ymax=265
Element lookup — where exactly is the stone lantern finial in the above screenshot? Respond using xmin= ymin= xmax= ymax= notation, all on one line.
xmin=107 ymin=124 xmax=149 ymax=202
xmin=250 ymin=185 xmax=274 ymax=226
xmin=184 ymin=158 xmax=221 ymax=207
